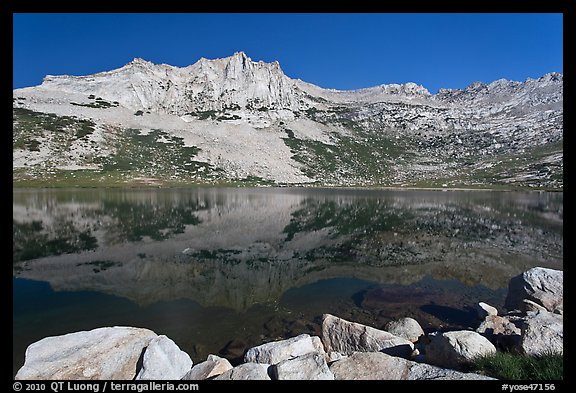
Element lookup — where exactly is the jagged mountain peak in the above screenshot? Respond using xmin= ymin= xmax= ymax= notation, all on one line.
xmin=37 ymin=52 xmax=302 ymax=116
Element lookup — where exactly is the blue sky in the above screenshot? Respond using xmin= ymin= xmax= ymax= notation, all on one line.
xmin=13 ymin=13 xmax=563 ymax=93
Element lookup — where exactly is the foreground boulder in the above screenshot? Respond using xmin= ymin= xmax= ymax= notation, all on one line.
xmin=213 ymin=363 xmax=271 ymax=380
xmin=15 ymin=327 xmax=157 ymax=380
xmin=182 ymin=354 xmax=232 ymax=380
xmin=270 ymin=352 xmax=334 ymax=380
xmin=329 ymin=351 xmax=495 ymax=380
xmin=321 ymin=314 xmax=414 ymax=358
xmin=244 ymin=334 xmax=322 ymax=365
xmin=425 ymin=330 xmax=496 ymax=369
xmin=384 ymin=317 xmax=425 ymax=343
xmin=520 ymin=310 xmax=563 ymax=356
xmin=135 ymin=335 xmax=193 ymax=380
xmin=505 ymin=267 xmax=563 ymax=314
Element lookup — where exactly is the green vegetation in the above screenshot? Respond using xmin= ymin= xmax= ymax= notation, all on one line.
xmin=282 ymin=129 xmax=409 ymax=185
xmin=472 ymin=352 xmax=563 ymax=380
xmin=71 ymin=100 xmax=117 ymax=109
xmin=283 ymin=198 xmax=413 ymax=243
xmin=223 ymin=103 xmax=241 ymax=111
xmin=100 ymin=198 xmax=203 ymax=242
xmin=13 ymin=220 xmax=98 ymax=263
xmin=13 ymin=108 xmax=96 ymax=148
xmin=186 ymin=110 xmax=218 ymax=120
xmin=76 ymin=260 xmax=122 ymax=273
xmin=217 ymin=114 xmax=242 ymax=121
xmin=236 ymin=175 xmax=275 ymax=186
xmin=95 ymin=128 xmax=211 ymax=175
xmin=71 ymin=95 xmax=118 ymax=109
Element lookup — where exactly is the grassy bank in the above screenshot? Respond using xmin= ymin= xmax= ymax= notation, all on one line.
xmin=472 ymin=352 xmax=563 ymax=380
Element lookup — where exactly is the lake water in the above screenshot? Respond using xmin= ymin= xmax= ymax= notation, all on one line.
xmin=13 ymin=187 xmax=563 ymax=376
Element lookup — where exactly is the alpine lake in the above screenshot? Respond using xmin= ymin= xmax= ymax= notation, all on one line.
xmin=13 ymin=187 xmax=563 ymax=376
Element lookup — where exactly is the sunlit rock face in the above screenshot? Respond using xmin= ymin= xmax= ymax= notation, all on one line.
xmin=13 ymin=52 xmax=562 ymax=188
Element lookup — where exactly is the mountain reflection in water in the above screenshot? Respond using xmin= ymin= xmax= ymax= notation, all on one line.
xmin=13 ymin=187 xmax=562 ymax=375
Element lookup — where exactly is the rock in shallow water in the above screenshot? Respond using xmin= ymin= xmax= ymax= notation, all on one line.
xmin=15 ymin=326 xmax=158 ymax=380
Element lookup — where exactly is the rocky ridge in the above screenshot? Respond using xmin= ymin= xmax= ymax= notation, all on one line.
xmin=13 ymin=52 xmax=562 ymax=189
xmin=15 ymin=267 xmax=562 ymax=380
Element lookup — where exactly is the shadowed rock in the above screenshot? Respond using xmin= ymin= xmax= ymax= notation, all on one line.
xmin=476 ymin=315 xmax=522 ymax=351
xmin=505 ymin=267 xmax=563 ymax=314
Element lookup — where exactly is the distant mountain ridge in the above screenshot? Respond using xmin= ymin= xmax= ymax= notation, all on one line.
xmin=13 ymin=52 xmax=563 ymax=189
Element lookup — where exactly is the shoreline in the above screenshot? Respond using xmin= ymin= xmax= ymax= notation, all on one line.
xmin=12 ymin=182 xmax=564 ymax=192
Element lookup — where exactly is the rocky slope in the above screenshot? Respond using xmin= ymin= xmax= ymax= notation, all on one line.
xmin=12 ymin=52 xmax=563 ymax=189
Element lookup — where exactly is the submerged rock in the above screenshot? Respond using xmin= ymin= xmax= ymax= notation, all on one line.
xmin=15 ymin=326 xmax=158 ymax=380
xmin=321 ymin=314 xmax=414 ymax=358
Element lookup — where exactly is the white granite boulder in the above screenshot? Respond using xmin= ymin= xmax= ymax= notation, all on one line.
xmin=15 ymin=326 xmax=158 ymax=380
xmin=135 ymin=335 xmax=193 ymax=380
xmin=425 ymin=330 xmax=496 ymax=369
xmin=384 ymin=317 xmax=425 ymax=343
xmin=182 ymin=354 xmax=232 ymax=380
xmin=505 ymin=267 xmax=563 ymax=314
xmin=329 ymin=351 xmax=495 ymax=380
xmin=244 ymin=334 xmax=321 ymax=365
xmin=270 ymin=352 xmax=334 ymax=380
xmin=520 ymin=310 xmax=563 ymax=356
xmin=475 ymin=302 xmax=498 ymax=319
xmin=213 ymin=363 xmax=271 ymax=380
xmin=321 ymin=314 xmax=414 ymax=358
